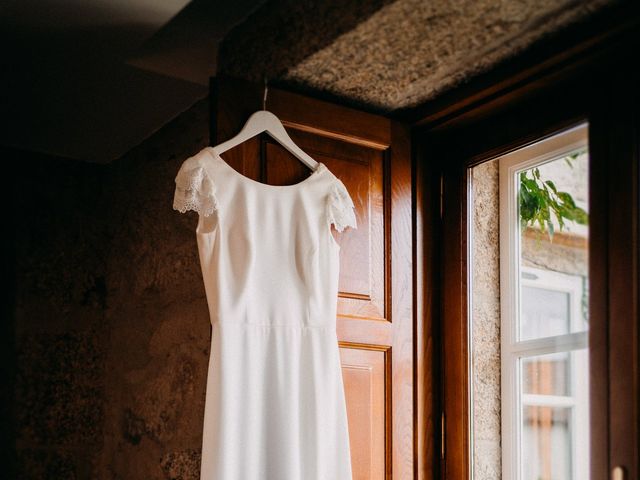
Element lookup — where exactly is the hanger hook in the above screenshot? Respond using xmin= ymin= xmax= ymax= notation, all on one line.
xmin=263 ymin=76 xmax=268 ymax=110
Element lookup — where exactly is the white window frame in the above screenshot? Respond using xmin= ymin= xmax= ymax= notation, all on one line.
xmin=498 ymin=123 xmax=589 ymax=480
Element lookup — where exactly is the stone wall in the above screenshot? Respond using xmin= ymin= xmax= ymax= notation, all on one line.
xmin=12 ymin=97 xmax=212 ymax=479
xmin=471 ymin=160 xmax=502 ymax=479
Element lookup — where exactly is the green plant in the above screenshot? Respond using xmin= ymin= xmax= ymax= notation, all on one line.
xmin=519 ymin=151 xmax=589 ymax=238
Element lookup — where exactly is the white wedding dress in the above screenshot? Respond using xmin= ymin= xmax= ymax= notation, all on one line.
xmin=173 ymin=146 xmax=357 ymax=479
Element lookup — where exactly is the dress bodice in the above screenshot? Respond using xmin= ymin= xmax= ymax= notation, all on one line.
xmin=173 ymin=147 xmax=357 ymax=328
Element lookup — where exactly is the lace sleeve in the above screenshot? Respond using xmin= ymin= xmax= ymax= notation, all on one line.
xmin=173 ymin=155 xmax=218 ymax=217
xmin=327 ymin=177 xmax=358 ymax=232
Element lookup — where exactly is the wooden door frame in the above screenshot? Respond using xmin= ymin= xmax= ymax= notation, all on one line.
xmin=414 ymin=5 xmax=640 ymax=479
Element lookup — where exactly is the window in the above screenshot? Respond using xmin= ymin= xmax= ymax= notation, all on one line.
xmin=499 ymin=124 xmax=590 ymax=480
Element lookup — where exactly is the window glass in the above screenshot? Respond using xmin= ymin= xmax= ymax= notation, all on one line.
xmin=520 ymin=287 xmax=570 ymax=341
xmin=522 ymin=406 xmax=572 ymax=480
xmin=522 ymin=352 xmax=570 ymax=396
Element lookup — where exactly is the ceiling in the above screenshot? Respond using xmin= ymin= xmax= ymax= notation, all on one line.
xmin=1 ymin=0 xmax=264 ymax=163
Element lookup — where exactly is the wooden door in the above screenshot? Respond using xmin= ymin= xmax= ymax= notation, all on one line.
xmin=210 ymin=76 xmax=426 ymax=479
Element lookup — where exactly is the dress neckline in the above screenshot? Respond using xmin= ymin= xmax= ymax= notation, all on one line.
xmin=205 ymin=146 xmax=327 ymax=191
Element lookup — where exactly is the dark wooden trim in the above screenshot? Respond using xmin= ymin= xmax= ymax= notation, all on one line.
xmin=596 ymin=66 xmax=640 ymax=478
xmin=587 ymin=88 xmax=611 ymax=480
xmin=439 ymin=157 xmax=470 ymax=480
xmin=414 ymin=127 xmax=439 ymax=479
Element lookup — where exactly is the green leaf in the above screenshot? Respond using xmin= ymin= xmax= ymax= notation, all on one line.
xmin=557 ymin=191 xmax=576 ymax=208
xmin=545 ymin=180 xmax=558 ymax=193
xmin=518 ymin=165 xmax=589 ymax=232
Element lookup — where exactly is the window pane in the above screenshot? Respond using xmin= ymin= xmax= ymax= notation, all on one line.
xmin=522 ymin=406 xmax=572 ymax=480
xmin=522 ymin=352 xmax=570 ymax=396
xmin=521 ymin=287 xmax=570 ymax=340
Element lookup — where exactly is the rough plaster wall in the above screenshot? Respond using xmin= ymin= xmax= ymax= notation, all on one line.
xmin=219 ymin=0 xmax=617 ymax=113
xmin=13 ymin=98 xmax=212 ymax=479
xmin=471 ymin=160 xmax=502 ymax=479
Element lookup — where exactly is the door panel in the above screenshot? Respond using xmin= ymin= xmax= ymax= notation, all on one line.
xmin=210 ymin=75 xmax=420 ymax=479
xmin=341 ymin=346 xmax=388 ymax=479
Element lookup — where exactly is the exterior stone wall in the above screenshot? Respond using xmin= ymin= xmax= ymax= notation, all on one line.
xmin=471 ymin=160 xmax=502 ymax=479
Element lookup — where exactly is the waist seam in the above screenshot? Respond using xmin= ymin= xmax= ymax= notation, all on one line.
xmin=213 ymin=322 xmax=335 ymax=330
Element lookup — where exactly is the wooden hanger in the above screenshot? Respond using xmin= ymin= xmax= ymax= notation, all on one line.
xmin=210 ymin=77 xmax=320 ymax=170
